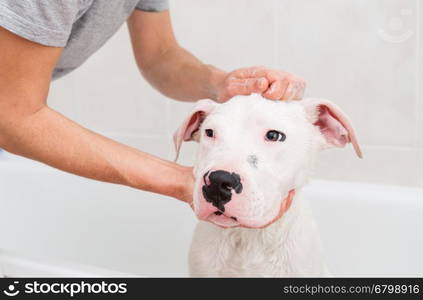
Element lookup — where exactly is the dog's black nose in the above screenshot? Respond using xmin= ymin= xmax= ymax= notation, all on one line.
xmin=202 ymin=170 xmax=243 ymax=212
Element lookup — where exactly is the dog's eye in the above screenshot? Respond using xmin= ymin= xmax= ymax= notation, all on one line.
xmin=205 ymin=129 xmax=214 ymax=138
xmin=265 ymin=130 xmax=286 ymax=142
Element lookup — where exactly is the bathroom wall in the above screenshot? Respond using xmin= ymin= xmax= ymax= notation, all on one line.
xmin=48 ymin=0 xmax=423 ymax=187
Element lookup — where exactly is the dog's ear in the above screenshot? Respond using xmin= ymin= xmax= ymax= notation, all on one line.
xmin=173 ymin=99 xmax=218 ymax=161
xmin=301 ymin=98 xmax=362 ymax=158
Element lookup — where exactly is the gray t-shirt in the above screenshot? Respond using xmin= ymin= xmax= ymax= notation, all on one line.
xmin=0 ymin=0 xmax=169 ymax=79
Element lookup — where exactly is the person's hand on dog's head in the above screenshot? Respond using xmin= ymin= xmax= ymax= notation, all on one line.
xmin=216 ymin=66 xmax=306 ymax=102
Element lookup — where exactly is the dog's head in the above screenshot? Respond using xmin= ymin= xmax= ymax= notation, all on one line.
xmin=174 ymin=94 xmax=361 ymax=228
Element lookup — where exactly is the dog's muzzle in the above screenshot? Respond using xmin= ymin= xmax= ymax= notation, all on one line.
xmin=202 ymin=170 xmax=243 ymax=212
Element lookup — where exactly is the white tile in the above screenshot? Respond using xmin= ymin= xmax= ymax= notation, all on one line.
xmin=104 ymin=131 xmax=197 ymax=167
xmin=314 ymin=145 xmax=422 ymax=187
xmin=71 ymin=26 xmax=167 ymax=136
xmin=47 ymin=72 xmax=79 ymax=120
xmin=417 ymin=148 xmax=423 ymax=186
xmin=276 ymin=0 xmax=418 ymax=148
xmin=170 ymin=0 xmax=276 ymax=71
xmin=417 ymin=0 xmax=423 ymax=147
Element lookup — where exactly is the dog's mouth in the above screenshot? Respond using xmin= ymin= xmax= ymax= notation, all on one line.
xmin=204 ymin=189 xmax=295 ymax=229
xmin=206 ymin=211 xmax=240 ymax=228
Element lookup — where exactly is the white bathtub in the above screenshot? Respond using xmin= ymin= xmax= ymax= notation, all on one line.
xmin=0 ymin=151 xmax=422 ymax=277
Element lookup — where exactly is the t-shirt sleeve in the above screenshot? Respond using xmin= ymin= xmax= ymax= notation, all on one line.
xmin=136 ymin=0 xmax=169 ymax=12
xmin=0 ymin=0 xmax=80 ymax=47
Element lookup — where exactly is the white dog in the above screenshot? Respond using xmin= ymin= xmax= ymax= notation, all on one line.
xmin=174 ymin=94 xmax=362 ymax=277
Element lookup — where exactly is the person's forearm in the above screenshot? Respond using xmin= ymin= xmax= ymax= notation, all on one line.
xmin=127 ymin=10 xmax=227 ymax=102
xmin=0 ymin=105 xmax=191 ymax=200
xmin=139 ymin=45 xmax=226 ymax=102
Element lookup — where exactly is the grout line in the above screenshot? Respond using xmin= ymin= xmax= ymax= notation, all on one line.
xmin=164 ymin=98 xmax=171 ymax=137
xmin=164 ymin=98 xmax=172 ymax=160
xmin=273 ymin=0 xmax=279 ymax=67
xmin=415 ymin=0 xmax=422 ymax=148
xmin=95 ymin=131 xmax=167 ymax=140
xmin=361 ymin=145 xmax=422 ymax=151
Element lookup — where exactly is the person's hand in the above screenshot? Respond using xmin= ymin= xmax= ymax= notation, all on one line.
xmin=216 ymin=66 xmax=306 ymax=102
xmin=176 ymin=166 xmax=195 ymax=208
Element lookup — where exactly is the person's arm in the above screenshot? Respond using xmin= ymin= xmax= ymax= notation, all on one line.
xmin=0 ymin=26 xmax=193 ymax=203
xmin=127 ymin=10 xmax=306 ymax=103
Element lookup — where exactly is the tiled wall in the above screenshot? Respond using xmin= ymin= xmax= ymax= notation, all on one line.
xmin=48 ymin=0 xmax=423 ymax=187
